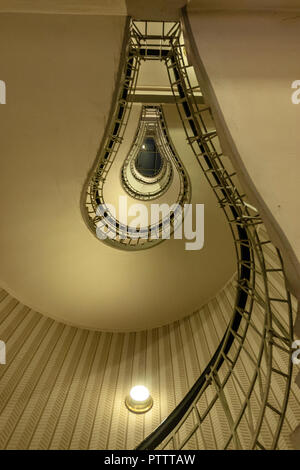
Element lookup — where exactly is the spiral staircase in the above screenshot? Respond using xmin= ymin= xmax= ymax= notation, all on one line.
xmin=83 ymin=19 xmax=296 ymax=450
xmin=0 ymin=10 xmax=299 ymax=450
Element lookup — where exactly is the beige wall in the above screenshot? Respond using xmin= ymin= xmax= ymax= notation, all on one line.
xmin=184 ymin=5 xmax=300 ymax=305
xmin=0 ymin=0 xmax=127 ymax=15
xmin=0 ymin=236 xmax=299 ymax=449
xmin=0 ymin=281 xmax=233 ymax=449
xmin=0 ymin=13 xmax=235 ymax=331
xmin=0 ymin=0 xmax=187 ymax=20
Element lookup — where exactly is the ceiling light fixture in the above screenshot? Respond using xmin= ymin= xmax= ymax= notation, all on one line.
xmin=125 ymin=385 xmax=153 ymax=413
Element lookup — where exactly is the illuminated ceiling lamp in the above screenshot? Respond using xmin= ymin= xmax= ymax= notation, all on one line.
xmin=125 ymin=385 xmax=153 ymax=414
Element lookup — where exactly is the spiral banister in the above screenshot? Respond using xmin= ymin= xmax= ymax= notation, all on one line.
xmin=82 ymin=19 xmax=294 ymax=449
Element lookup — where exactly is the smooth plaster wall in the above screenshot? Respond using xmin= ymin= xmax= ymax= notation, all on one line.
xmin=0 ymin=0 xmax=127 ymax=16
xmin=184 ymin=5 xmax=300 ymax=305
xmin=0 ymin=13 xmax=235 ymax=331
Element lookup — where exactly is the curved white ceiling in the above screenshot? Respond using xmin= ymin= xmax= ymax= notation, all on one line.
xmin=0 ymin=13 xmax=235 ymax=331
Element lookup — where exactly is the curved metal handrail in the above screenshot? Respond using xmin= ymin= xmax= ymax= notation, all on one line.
xmin=81 ymin=18 xmax=294 ymax=449
xmin=121 ymin=106 xmax=174 ymax=200
xmin=83 ymin=22 xmax=191 ymax=250
xmin=136 ymin=279 xmax=251 ymax=449
xmin=133 ymin=20 xmax=293 ymax=450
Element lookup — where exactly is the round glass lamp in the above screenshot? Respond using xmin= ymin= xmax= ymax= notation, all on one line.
xmin=125 ymin=385 xmax=153 ymax=413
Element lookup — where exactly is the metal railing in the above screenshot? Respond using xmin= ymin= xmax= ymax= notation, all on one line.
xmin=132 ymin=20 xmax=293 ymax=450
xmin=121 ymin=105 xmax=185 ymax=201
xmin=82 ymin=19 xmax=294 ymax=448
xmin=83 ymin=20 xmax=191 ymax=250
